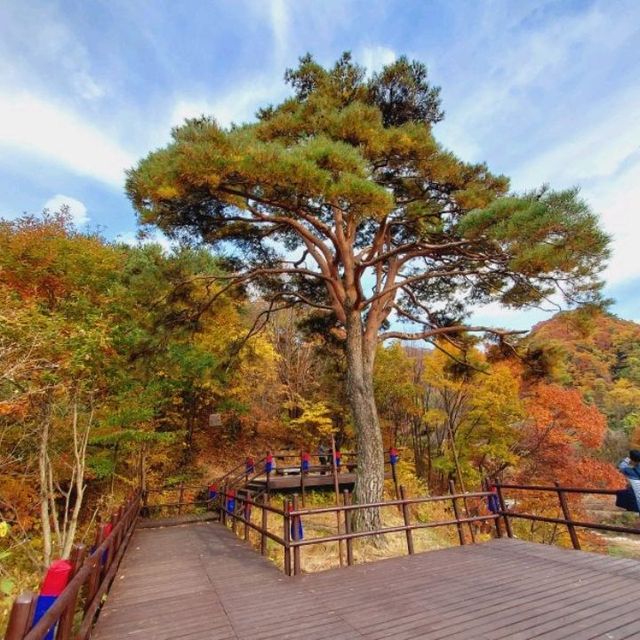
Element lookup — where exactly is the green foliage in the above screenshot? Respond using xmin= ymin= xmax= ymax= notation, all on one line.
xmin=0 ymin=212 xmax=276 ymax=557
xmin=127 ymin=53 xmax=608 ymax=331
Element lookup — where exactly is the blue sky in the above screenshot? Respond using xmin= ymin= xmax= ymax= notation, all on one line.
xmin=1 ymin=0 xmax=639 ymax=329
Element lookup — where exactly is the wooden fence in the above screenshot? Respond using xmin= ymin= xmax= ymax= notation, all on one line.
xmin=219 ymin=484 xmax=500 ymax=576
xmin=4 ymin=493 xmax=140 ymax=640
xmin=493 ymin=481 xmax=640 ymax=550
xmin=218 ymin=479 xmax=640 ymax=576
xmin=5 ymin=477 xmax=637 ymax=638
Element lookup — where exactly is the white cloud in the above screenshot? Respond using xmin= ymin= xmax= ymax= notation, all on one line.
xmin=469 ymin=301 xmax=558 ymax=332
xmin=360 ymin=46 xmax=396 ymax=75
xmin=438 ymin=6 xmax=638 ymax=162
xmin=509 ymin=85 xmax=640 ymax=287
xmin=433 ymin=3 xmax=640 ymax=293
xmin=116 ymin=229 xmax=175 ymax=253
xmin=44 ymin=194 xmax=89 ymax=226
xmin=0 ymin=92 xmax=135 ymax=188
xmin=587 ymin=161 xmax=640 ymax=285
xmin=269 ymin=0 xmax=290 ymax=62
xmin=511 ymin=87 xmax=640 ymax=189
xmin=0 ymin=3 xmax=106 ymax=103
xmin=170 ymin=77 xmax=286 ymax=129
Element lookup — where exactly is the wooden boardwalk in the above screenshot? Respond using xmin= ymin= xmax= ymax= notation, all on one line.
xmin=93 ymin=522 xmax=640 ymax=640
xmin=248 ymin=470 xmax=391 ymax=491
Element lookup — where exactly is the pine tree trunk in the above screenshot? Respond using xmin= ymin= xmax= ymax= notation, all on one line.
xmin=345 ymin=311 xmax=385 ymax=534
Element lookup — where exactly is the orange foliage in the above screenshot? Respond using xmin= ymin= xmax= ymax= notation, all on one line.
xmin=518 ymin=383 xmax=613 ymax=487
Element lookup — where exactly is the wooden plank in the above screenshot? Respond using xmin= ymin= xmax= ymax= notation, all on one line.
xmin=137 ymin=513 xmax=219 ymax=528
xmin=251 ymin=471 xmax=391 ymax=491
xmin=92 ymin=522 xmax=640 ymax=640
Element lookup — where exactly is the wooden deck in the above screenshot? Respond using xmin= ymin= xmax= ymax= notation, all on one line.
xmin=248 ymin=470 xmax=392 ymax=492
xmin=252 ymin=471 xmax=354 ymax=491
xmin=92 ymin=522 xmax=640 ymax=640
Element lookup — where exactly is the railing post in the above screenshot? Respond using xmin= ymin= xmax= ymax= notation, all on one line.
xmin=260 ymin=494 xmax=268 ymax=555
xmin=330 ymin=434 xmax=344 ymax=567
xmin=343 ymin=490 xmax=354 ymax=566
xmin=55 ymin=544 xmax=87 ymax=640
xmin=231 ymin=491 xmax=238 ymax=534
xmin=177 ymin=482 xmax=185 ymax=516
xmin=4 ymin=591 xmax=35 ymax=640
xmin=483 ymin=479 xmax=503 ymax=539
xmin=399 ymin=486 xmax=414 ymax=555
xmin=110 ymin=510 xmax=121 ymax=556
xmin=221 ymin=484 xmax=227 ymax=526
xmin=283 ymin=498 xmax=291 ymax=576
xmin=117 ymin=504 xmax=124 ymax=533
xmin=390 ymin=451 xmax=400 ymax=502
xmin=292 ymin=494 xmax=302 ymax=576
xmin=85 ymin=524 xmax=107 ymax=611
xmin=105 ymin=513 xmax=118 ymax=572
xmin=243 ymin=496 xmax=251 ymax=541
xmin=494 ymin=481 xmax=513 ymax=538
xmin=265 ymin=451 xmax=271 ymax=500
xmin=449 ymin=479 xmax=465 ymax=545
xmin=555 ymin=481 xmax=581 ymax=550
xmin=141 ymin=488 xmax=149 ymax=518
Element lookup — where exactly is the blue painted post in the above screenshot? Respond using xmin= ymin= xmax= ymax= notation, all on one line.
xmin=265 ymin=452 xmax=273 ymax=501
xmin=208 ymin=483 xmax=217 ymax=511
xmin=291 ymin=494 xmax=302 ymax=575
xmin=389 ymin=447 xmax=400 ymax=501
xmin=33 ymin=560 xmax=73 ymax=640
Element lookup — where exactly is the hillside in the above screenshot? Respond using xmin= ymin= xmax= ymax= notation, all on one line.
xmin=527 ymin=309 xmax=640 ymax=456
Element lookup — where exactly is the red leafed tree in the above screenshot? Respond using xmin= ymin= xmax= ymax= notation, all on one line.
xmin=517 ymin=383 xmax=617 ymax=487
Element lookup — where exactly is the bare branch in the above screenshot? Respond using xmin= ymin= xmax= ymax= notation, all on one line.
xmin=380 ymin=324 xmax=527 ymax=341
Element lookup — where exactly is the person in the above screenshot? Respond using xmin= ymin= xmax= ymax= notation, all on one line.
xmin=318 ymin=442 xmax=329 ymax=474
xmin=617 ymin=450 xmax=640 ymax=513
xmin=618 ymin=450 xmax=640 ymax=480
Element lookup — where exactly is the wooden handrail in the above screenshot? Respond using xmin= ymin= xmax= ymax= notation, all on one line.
xmin=289 ymin=490 xmax=493 ymax=516
xmin=146 ymin=448 xmax=402 ymax=513
xmin=493 ymin=480 xmax=637 ymax=550
xmin=219 ymin=486 xmax=497 ymax=576
xmin=498 ymin=511 xmax=640 ymax=536
xmin=494 ymin=482 xmax=622 ymax=495
xmin=289 ymin=514 xmax=499 ymax=548
xmin=222 ymin=477 xmax=640 ymax=574
xmin=4 ymin=492 xmax=140 ymax=640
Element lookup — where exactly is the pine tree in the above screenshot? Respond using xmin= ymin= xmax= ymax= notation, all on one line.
xmin=127 ymin=53 xmax=609 ymax=531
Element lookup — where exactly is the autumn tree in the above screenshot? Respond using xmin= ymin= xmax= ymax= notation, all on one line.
xmin=517 ymin=383 xmax=613 ymax=486
xmin=127 ymin=53 xmax=609 ymax=529
xmin=0 ymin=211 xmax=123 ymax=563
xmin=0 ymin=213 xmax=269 ymax=565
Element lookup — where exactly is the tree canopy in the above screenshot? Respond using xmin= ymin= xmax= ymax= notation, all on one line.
xmin=128 ymin=52 xmax=608 ymax=344
xmin=125 ymin=52 xmax=609 ymax=530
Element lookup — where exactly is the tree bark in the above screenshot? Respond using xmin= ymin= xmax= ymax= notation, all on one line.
xmin=39 ymin=416 xmax=52 ymax=567
xmin=345 ymin=311 xmax=385 ymax=533
xmin=62 ymin=401 xmax=91 ymax=558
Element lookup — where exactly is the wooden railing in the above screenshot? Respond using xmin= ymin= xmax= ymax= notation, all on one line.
xmin=141 ymin=487 xmax=215 ymax=519
xmin=4 ymin=493 xmax=140 ymax=640
xmin=140 ymin=455 xmax=270 ymax=517
xmin=219 ymin=449 xmax=401 ymax=506
xmin=218 ymin=478 xmax=640 ymax=575
xmin=219 ymin=485 xmax=500 ymax=576
xmin=493 ymin=481 xmax=639 ymax=550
